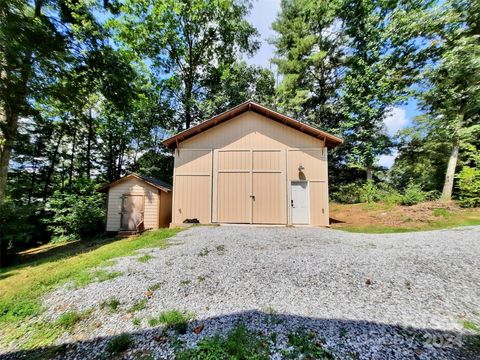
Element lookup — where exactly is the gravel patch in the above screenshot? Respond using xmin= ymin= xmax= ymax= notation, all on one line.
xmin=5 ymin=226 xmax=480 ymax=359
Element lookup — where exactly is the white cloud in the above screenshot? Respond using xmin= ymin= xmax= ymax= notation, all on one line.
xmin=383 ymin=107 xmax=408 ymax=136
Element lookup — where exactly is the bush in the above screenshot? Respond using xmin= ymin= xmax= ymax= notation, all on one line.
xmin=149 ymin=309 xmax=193 ymax=334
xmin=400 ymin=183 xmax=426 ymax=206
xmin=105 ymin=333 xmax=133 ymax=354
xmin=457 ymin=166 xmax=480 ymax=208
xmin=332 ymin=183 xmax=363 ymax=204
xmin=57 ymin=311 xmax=83 ymax=331
xmin=0 ymin=202 xmax=39 ymax=262
xmin=176 ymin=324 xmax=270 ymax=360
xmin=44 ymin=181 xmax=105 ymax=242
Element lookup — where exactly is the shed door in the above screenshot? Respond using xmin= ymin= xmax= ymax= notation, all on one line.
xmin=121 ymin=195 xmax=144 ymax=230
xmin=291 ymin=181 xmax=309 ymax=224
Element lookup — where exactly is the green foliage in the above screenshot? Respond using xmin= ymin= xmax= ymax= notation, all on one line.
xmin=283 ymin=329 xmax=333 ymax=359
xmin=100 ymin=299 xmax=121 ymax=313
xmin=333 ymin=181 xmax=403 ymax=205
xmin=43 ymin=181 xmax=105 ymax=242
xmin=332 ymin=183 xmax=363 ymax=204
xmin=457 ymin=166 xmax=480 ymax=207
xmin=105 ymin=333 xmax=134 ymax=354
xmin=433 ymin=208 xmax=450 ymax=217
xmin=128 ymin=298 xmax=148 ymax=313
xmin=0 ymin=202 xmax=38 ymax=259
xmin=148 ymin=309 xmax=193 ymax=334
xmin=176 ymin=324 xmax=270 ymax=360
xmin=110 ymin=0 xmax=260 ymax=129
xmin=56 ymin=311 xmax=84 ymax=331
xmin=400 ymin=183 xmax=427 ymax=206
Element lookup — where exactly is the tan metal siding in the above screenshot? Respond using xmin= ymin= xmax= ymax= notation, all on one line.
xmin=106 ymin=178 xmax=159 ymax=231
xmin=172 ymin=149 xmax=212 ymax=224
xmin=286 ymin=148 xmax=329 ymax=226
xmin=287 ymin=149 xmax=327 ymax=180
xmin=218 ymin=150 xmax=250 ymax=170
xmin=180 ymin=112 xmax=325 ymax=150
xmin=216 ymin=172 xmax=250 ymax=223
xmin=172 ymin=111 xmax=330 ymax=226
xmin=173 ymin=175 xmax=211 ymax=223
xmin=252 ymin=172 xmax=286 ymax=223
xmin=158 ymin=191 xmax=172 ymax=227
xmin=310 ymin=181 xmax=329 ymax=226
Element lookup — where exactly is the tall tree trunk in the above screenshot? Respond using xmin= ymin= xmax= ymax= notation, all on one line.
xmin=184 ymin=77 xmax=193 ymax=129
xmin=441 ymin=143 xmax=459 ymax=200
xmin=68 ymin=129 xmax=76 ymax=189
xmin=0 ymin=110 xmax=18 ymax=204
xmin=42 ymin=127 xmax=64 ymax=201
xmin=366 ymin=165 xmax=373 ymax=181
xmin=86 ymin=109 xmax=93 ymax=179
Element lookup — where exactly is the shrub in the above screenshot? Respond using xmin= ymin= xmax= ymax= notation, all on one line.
xmin=56 ymin=311 xmax=83 ymax=331
xmin=176 ymin=324 xmax=270 ymax=360
xmin=43 ymin=179 xmax=105 ymax=242
xmin=332 ymin=183 xmax=363 ymax=204
xmin=400 ymin=183 xmax=426 ymax=206
xmin=359 ymin=181 xmax=379 ymax=203
xmin=0 ymin=202 xmax=40 ymax=261
xmin=284 ymin=328 xmax=333 ymax=359
xmin=100 ymin=298 xmax=121 ymax=312
xmin=105 ymin=333 xmax=133 ymax=354
xmin=457 ymin=166 xmax=480 ymax=208
xmin=148 ymin=309 xmax=193 ymax=334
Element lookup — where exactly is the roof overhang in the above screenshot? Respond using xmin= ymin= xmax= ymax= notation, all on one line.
xmin=97 ymin=173 xmax=172 ymax=193
xmin=162 ymin=100 xmax=343 ymax=149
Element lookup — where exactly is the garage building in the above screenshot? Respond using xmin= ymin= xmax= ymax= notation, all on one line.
xmin=162 ymin=101 xmax=343 ymax=227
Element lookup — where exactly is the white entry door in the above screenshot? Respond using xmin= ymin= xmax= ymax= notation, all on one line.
xmin=291 ymin=181 xmax=309 ymax=224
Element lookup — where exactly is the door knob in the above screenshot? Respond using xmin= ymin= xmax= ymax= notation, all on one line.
xmin=291 ymin=199 xmax=294 ymax=207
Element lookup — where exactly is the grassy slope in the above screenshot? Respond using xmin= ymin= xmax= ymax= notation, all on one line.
xmin=0 ymin=228 xmax=181 ymax=350
xmin=330 ymin=202 xmax=480 ymax=233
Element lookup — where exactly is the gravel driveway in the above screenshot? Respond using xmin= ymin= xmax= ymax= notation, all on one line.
xmin=11 ymin=226 xmax=480 ymax=359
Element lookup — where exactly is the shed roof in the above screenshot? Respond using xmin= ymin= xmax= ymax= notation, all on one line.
xmin=97 ymin=173 xmax=172 ymax=193
xmin=162 ymin=100 xmax=343 ymax=149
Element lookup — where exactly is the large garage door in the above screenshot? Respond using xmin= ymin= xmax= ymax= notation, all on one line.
xmin=213 ymin=149 xmax=286 ymax=224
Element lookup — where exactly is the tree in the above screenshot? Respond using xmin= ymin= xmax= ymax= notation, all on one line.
xmin=199 ymin=61 xmax=276 ymax=117
xmin=110 ymin=0 xmax=259 ymax=130
xmin=0 ymin=0 xmax=68 ymax=204
xmin=271 ymin=0 xmax=344 ymax=131
xmin=419 ymin=0 xmax=480 ymax=199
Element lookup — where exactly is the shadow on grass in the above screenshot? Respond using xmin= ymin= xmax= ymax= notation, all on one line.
xmin=1 ymin=236 xmax=119 ymax=273
xmin=1 ymin=310 xmax=477 ymax=360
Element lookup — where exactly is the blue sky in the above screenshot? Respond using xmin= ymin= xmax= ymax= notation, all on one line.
xmin=245 ymin=0 xmax=422 ymax=168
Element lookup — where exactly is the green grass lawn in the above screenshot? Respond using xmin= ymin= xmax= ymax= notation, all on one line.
xmin=0 ymin=228 xmax=181 ymax=351
xmin=330 ymin=202 xmax=480 ymax=234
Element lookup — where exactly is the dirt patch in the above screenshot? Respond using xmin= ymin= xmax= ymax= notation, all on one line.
xmin=330 ymin=201 xmax=480 ymax=230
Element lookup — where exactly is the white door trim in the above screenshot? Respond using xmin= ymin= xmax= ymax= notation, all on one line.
xmin=290 ymin=180 xmax=310 ymax=225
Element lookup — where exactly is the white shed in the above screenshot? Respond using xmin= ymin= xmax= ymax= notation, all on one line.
xmin=98 ymin=173 xmax=172 ymax=233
